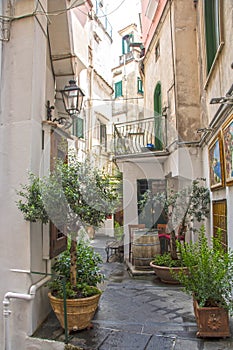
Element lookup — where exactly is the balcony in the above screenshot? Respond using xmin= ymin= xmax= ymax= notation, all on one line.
xmin=119 ymin=51 xmax=134 ymax=65
xmin=113 ymin=116 xmax=167 ymax=156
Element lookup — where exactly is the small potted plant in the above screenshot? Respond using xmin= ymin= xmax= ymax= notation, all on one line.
xmin=16 ymin=154 xmax=118 ymax=331
xmin=149 ymin=252 xmax=190 ymax=284
xmin=176 ymin=226 xmax=233 ymax=338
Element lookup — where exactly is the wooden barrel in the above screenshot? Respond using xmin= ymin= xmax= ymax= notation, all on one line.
xmin=132 ymin=230 xmax=160 ymax=270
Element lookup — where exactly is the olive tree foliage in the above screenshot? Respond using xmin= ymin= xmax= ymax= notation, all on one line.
xmin=139 ymin=178 xmax=210 ymax=260
xmin=16 ymin=154 xmax=119 ymax=287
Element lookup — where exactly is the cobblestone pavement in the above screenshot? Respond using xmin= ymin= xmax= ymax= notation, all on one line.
xmin=33 ymin=235 xmax=233 ymax=350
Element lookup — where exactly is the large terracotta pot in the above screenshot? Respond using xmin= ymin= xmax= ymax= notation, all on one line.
xmin=150 ymin=261 xmax=188 ymax=284
xmin=193 ymin=298 xmax=230 ymax=338
xmin=48 ymin=292 xmax=101 ymax=331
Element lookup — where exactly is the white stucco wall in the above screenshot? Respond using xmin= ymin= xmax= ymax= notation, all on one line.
xmin=118 ymin=157 xmax=166 ymax=259
xmin=0 ymin=3 xmax=54 ymax=349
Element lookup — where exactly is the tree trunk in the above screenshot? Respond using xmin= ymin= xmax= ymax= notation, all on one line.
xmin=70 ymin=235 xmax=77 ymax=287
xmin=170 ymin=230 xmax=178 ymax=260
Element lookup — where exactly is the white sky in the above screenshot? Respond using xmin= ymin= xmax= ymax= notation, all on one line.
xmin=104 ymin=0 xmax=141 ymax=64
xmin=105 ymin=0 xmax=141 ymax=30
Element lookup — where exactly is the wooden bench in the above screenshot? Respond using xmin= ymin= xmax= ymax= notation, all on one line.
xmin=105 ymin=235 xmax=124 ymax=262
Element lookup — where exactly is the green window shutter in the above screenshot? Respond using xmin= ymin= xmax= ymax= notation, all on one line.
xmin=137 ymin=77 xmax=144 ymax=94
xmin=154 ymin=83 xmax=163 ymax=150
xmin=154 ymin=83 xmax=161 ymax=115
xmin=73 ymin=117 xmax=84 ymax=138
xmin=204 ymin=0 xmax=220 ymax=73
xmin=115 ymin=81 xmax=123 ymax=98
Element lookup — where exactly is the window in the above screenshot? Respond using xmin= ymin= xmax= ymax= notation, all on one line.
xmin=137 ymin=77 xmax=144 ymax=94
xmin=154 ymin=82 xmax=163 ymax=150
xmin=73 ymin=117 xmax=84 ymax=138
xmin=204 ymin=0 xmax=220 ymax=73
xmin=100 ymin=123 xmax=107 ymax=151
xmin=122 ymin=33 xmax=134 ymax=54
xmin=115 ymin=81 xmax=123 ymax=98
xmin=137 ymin=179 xmax=166 ymax=229
xmin=155 ymin=41 xmax=160 ymax=61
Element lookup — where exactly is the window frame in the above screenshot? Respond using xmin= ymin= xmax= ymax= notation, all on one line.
xmin=73 ymin=116 xmax=84 ymax=139
xmin=137 ymin=77 xmax=144 ymax=94
xmin=100 ymin=122 xmax=107 ymax=151
xmin=122 ymin=33 xmax=134 ymax=54
xmin=212 ymin=199 xmax=227 ymax=251
xmin=155 ymin=40 xmax=160 ymax=62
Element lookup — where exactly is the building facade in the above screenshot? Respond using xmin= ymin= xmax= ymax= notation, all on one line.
xmin=0 ymin=1 xmax=114 ymax=349
xmin=195 ymin=0 xmax=233 ymax=248
xmin=113 ymin=0 xmax=233 ymax=261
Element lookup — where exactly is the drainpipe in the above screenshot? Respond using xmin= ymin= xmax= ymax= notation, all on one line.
xmin=3 ymin=274 xmax=51 ymax=350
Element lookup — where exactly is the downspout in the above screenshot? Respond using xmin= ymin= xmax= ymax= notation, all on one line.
xmin=3 ymin=274 xmax=51 ymax=350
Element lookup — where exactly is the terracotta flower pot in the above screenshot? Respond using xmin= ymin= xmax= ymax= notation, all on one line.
xmin=193 ymin=298 xmax=230 ymax=338
xmin=48 ymin=292 xmax=101 ymax=331
xmin=150 ymin=261 xmax=188 ymax=284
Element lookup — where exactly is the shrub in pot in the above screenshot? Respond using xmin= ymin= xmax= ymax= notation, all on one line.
xmin=140 ymin=178 xmax=210 ymax=259
xmin=176 ymin=226 xmax=233 ymax=337
xmin=16 ymin=155 xmax=118 ymax=331
xmin=148 ymin=179 xmax=209 ymax=281
xmin=47 ymin=238 xmax=105 ymax=330
xmin=149 ymin=252 xmax=191 ymax=284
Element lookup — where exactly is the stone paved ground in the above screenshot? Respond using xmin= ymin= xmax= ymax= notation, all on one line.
xmin=33 ymin=235 xmax=233 ymax=350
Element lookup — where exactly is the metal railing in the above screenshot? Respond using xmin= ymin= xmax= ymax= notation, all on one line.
xmin=119 ymin=51 xmax=134 ymax=65
xmin=113 ymin=116 xmax=167 ymax=156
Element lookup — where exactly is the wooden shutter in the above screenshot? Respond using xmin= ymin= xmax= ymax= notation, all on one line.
xmin=115 ymin=81 xmax=122 ymax=98
xmin=49 ymin=130 xmax=67 ymax=258
xmin=213 ymin=199 xmax=227 ymax=250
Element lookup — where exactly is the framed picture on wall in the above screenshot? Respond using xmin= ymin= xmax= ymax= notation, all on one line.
xmin=208 ymin=132 xmax=225 ymax=190
xmin=222 ymin=114 xmax=233 ymax=186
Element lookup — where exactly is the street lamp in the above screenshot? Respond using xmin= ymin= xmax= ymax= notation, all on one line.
xmin=47 ymin=79 xmax=85 ymax=129
xmin=61 ymin=79 xmax=85 ymax=116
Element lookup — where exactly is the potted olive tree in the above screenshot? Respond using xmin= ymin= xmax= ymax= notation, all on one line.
xmin=176 ymin=226 xmax=233 ymax=338
xmin=147 ymin=178 xmax=210 ymax=283
xmin=16 ymin=155 xmax=118 ymax=331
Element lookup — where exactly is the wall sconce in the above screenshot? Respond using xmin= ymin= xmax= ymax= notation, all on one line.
xmin=197 ymin=127 xmax=215 ymax=134
xmin=47 ymin=80 xmax=85 ymax=129
xmin=210 ymin=96 xmax=233 ymax=105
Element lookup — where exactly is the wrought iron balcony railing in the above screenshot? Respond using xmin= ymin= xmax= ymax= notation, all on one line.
xmin=119 ymin=51 xmax=134 ymax=65
xmin=113 ymin=116 xmax=167 ymax=156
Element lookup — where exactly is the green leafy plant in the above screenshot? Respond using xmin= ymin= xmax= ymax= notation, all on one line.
xmin=152 ymin=252 xmax=183 ymax=267
xmin=139 ymin=178 xmax=210 ymax=260
xmin=47 ymin=239 xmax=104 ymax=299
xmin=114 ymin=221 xmax=124 ymax=240
xmin=176 ymin=226 xmax=233 ymax=314
xmin=16 ymin=154 xmax=118 ymax=296
xmin=17 ymin=173 xmax=49 ymax=224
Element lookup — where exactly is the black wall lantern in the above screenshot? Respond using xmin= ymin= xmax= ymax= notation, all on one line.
xmin=47 ymin=79 xmax=85 ymax=129
xmin=61 ymin=79 xmax=85 ymax=116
